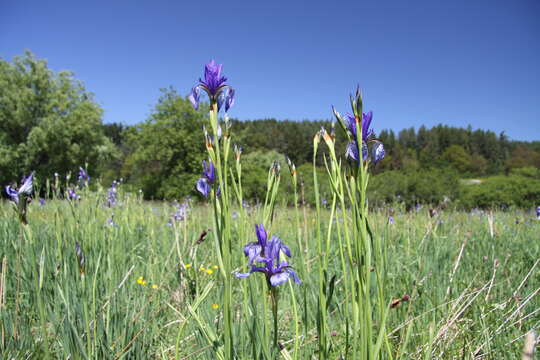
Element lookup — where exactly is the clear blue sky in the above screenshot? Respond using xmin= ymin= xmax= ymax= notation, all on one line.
xmin=1 ymin=0 xmax=539 ymax=140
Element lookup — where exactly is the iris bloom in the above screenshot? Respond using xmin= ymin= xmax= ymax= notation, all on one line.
xmin=78 ymin=167 xmax=90 ymax=186
xmin=106 ymin=180 xmax=119 ymax=207
xmin=236 ymin=224 xmax=300 ymax=286
xmin=168 ymin=201 xmax=189 ymax=225
xmin=346 ymin=111 xmax=373 ymax=141
xmin=333 ymin=90 xmax=386 ymax=165
xmin=188 ymin=86 xmax=201 ymax=110
xmin=200 ymin=60 xmax=227 ymax=96
xmin=68 ymin=188 xmax=81 ymax=201
xmin=196 ymin=160 xmax=216 ymax=197
xmin=536 ymin=206 xmax=540 ymax=220
xmin=189 ymin=60 xmax=234 ymax=111
xmin=343 ymin=111 xmax=385 ymax=164
xmin=5 ymin=173 xmax=33 ymax=204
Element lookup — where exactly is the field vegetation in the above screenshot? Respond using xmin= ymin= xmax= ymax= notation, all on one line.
xmin=1 ymin=194 xmax=538 ymax=358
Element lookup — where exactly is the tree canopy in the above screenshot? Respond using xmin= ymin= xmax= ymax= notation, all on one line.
xmin=0 ymin=51 xmax=115 ymax=186
xmin=121 ymin=88 xmax=207 ymax=199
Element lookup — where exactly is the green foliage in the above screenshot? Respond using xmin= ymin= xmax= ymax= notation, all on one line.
xmin=0 ymin=51 xmax=116 ymax=185
xmin=122 ymin=88 xmax=206 ymax=199
xmin=460 ymin=174 xmax=540 ymax=209
xmin=510 ymin=166 xmax=540 ymax=179
xmin=442 ymin=144 xmax=472 ymax=173
xmin=240 ymin=150 xmax=284 ymax=202
xmin=505 ymin=145 xmax=540 ymax=171
xmin=369 ymin=168 xmax=460 ymax=207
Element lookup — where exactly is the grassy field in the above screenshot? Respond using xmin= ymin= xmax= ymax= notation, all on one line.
xmin=0 ymin=190 xmax=538 ymax=359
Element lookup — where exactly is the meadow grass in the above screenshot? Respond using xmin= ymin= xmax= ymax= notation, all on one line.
xmin=0 ymin=193 xmax=538 ymax=359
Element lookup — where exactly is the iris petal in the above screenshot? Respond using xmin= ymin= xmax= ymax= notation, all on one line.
xmin=270 ymin=272 xmax=289 ymax=286
xmin=196 ymin=178 xmax=210 ymax=197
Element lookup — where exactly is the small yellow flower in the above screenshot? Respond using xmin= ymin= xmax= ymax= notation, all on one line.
xmin=199 ymin=266 xmax=206 ymax=272
xmin=212 ymin=265 xmax=219 ymax=270
xmin=184 ymin=263 xmax=192 ymax=269
xmin=212 ymin=303 xmax=219 ymax=309
xmin=206 ymin=269 xmax=214 ymax=275
xmin=136 ymin=277 xmax=147 ymax=286
xmin=151 ymin=284 xmax=159 ymax=289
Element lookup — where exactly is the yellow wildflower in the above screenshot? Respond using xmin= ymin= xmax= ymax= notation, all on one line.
xmin=212 ymin=265 xmax=219 ymax=270
xmin=199 ymin=266 xmax=206 ymax=272
xmin=136 ymin=277 xmax=147 ymax=286
xmin=151 ymin=284 xmax=159 ymax=289
xmin=212 ymin=304 xmax=219 ymax=309
xmin=205 ymin=269 xmax=214 ymax=275
xmin=184 ymin=263 xmax=192 ymax=269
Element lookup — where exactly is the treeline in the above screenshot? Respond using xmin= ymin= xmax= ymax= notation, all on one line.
xmin=2 ymin=52 xmax=540 ymax=209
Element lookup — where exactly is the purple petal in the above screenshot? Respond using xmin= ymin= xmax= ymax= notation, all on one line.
xmin=281 ymin=243 xmax=291 ymax=257
xmin=372 ymin=142 xmax=385 ymax=163
xmin=201 ymin=60 xmax=227 ymax=95
xmin=225 ymin=88 xmax=235 ymax=112
xmin=362 ymin=111 xmax=373 ymax=139
xmin=286 ymin=268 xmax=301 ymax=284
xmin=345 ymin=114 xmax=357 ymax=138
xmin=202 ymin=160 xmax=215 ymax=184
xmin=188 ymin=87 xmax=200 ymax=110
xmin=345 ymin=141 xmax=359 ymax=161
xmin=18 ymin=173 xmax=33 ymax=195
xmin=244 ymin=243 xmax=262 ymax=264
xmin=255 ymin=224 xmax=267 ymax=247
xmin=217 ymin=92 xmax=225 ymax=112
xmin=267 ymin=236 xmax=282 ymax=260
xmin=196 ymin=178 xmax=210 ymax=197
xmin=270 ymin=272 xmax=290 ymax=286
xmin=362 ymin=142 xmax=368 ymax=161
xmin=5 ymin=186 xmax=19 ymax=203
xmin=235 ymin=272 xmax=251 ymax=279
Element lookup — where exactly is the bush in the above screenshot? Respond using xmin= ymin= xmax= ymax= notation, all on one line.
xmin=459 ymin=175 xmax=540 ymax=209
xmin=368 ymin=168 xmax=460 ymax=208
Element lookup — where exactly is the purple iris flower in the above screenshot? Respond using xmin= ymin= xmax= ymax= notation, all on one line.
xmin=78 ymin=167 xmax=90 ymax=186
xmin=168 ymin=201 xmax=189 ymax=225
xmin=39 ymin=198 xmax=46 ymax=206
xmin=106 ymin=180 xmax=119 ymax=207
xmin=68 ymin=188 xmax=80 ymax=201
xmin=236 ymin=224 xmax=300 ymax=287
xmin=536 ymin=206 xmax=540 ymax=219
xmin=196 ymin=160 xmax=217 ymax=197
xmin=372 ymin=142 xmax=385 ymax=164
xmin=189 ymin=60 xmax=234 ymax=110
xmin=343 ymin=111 xmax=386 ymax=165
xmin=200 ymin=60 xmax=227 ymax=96
xmin=5 ymin=173 xmax=33 ymax=204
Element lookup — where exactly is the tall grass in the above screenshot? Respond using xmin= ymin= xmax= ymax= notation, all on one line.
xmin=0 ymin=192 xmax=538 ymax=358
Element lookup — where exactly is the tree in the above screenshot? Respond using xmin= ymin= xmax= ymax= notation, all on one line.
xmin=0 ymin=51 xmax=116 ymax=186
xmin=122 ymin=88 xmax=206 ymax=199
xmin=441 ymin=145 xmax=472 ymax=174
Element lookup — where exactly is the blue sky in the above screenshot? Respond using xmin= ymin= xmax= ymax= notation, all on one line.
xmin=1 ymin=0 xmax=539 ymax=140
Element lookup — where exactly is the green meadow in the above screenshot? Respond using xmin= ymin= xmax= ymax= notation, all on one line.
xmin=1 ymin=192 xmax=538 ymax=359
